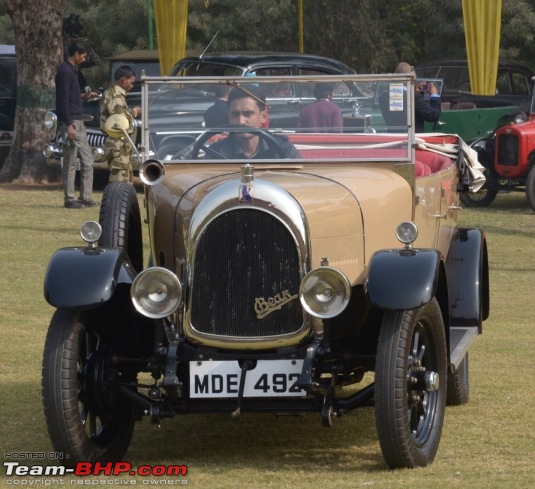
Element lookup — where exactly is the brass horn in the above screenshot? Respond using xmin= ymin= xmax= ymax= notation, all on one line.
xmin=139 ymin=159 xmax=165 ymax=186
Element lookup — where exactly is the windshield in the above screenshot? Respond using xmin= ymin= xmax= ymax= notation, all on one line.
xmin=140 ymin=74 xmax=415 ymax=163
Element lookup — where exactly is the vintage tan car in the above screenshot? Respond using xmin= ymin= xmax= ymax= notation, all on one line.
xmin=43 ymin=73 xmax=489 ymax=469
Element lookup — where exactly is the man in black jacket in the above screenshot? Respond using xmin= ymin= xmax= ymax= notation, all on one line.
xmin=203 ymin=85 xmax=231 ymax=128
xmin=395 ymin=61 xmax=441 ymax=132
xmin=55 ymin=41 xmax=98 ymax=208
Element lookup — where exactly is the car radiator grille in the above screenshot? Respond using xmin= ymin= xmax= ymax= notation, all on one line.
xmin=497 ymin=134 xmax=518 ymax=167
xmin=190 ymin=209 xmax=303 ymax=338
xmin=87 ymin=132 xmax=106 ymax=148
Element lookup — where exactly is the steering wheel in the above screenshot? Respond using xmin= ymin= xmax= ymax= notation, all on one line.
xmin=190 ymin=125 xmax=287 ymax=159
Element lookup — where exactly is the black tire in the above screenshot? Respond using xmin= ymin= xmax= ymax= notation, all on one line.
xmin=525 ymin=165 xmax=535 ymax=212
xmin=99 ymin=182 xmax=143 ymax=272
xmin=460 ymin=186 xmax=498 ymax=207
xmin=42 ymin=309 xmax=135 ymax=466
xmin=446 ymin=353 xmax=469 ymax=406
xmin=460 ymin=151 xmax=497 ymax=208
xmin=375 ymin=298 xmax=447 ymax=469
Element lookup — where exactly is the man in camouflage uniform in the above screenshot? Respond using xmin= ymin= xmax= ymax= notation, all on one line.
xmin=100 ymin=65 xmax=141 ymax=182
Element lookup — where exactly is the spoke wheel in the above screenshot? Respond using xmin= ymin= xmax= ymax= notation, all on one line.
xmin=375 ymin=298 xmax=447 ymax=468
xmin=460 ymin=185 xmax=498 ymax=207
xmin=460 ymin=150 xmax=497 ymax=208
xmin=42 ymin=310 xmax=135 ymax=466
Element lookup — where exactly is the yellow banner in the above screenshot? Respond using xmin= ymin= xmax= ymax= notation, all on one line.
xmin=462 ymin=0 xmax=502 ymax=95
xmin=153 ymin=0 xmax=189 ymax=75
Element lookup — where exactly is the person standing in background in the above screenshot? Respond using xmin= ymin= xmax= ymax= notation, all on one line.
xmin=55 ymin=41 xmax=98 ymax=208
xmin=203 ymin=85 xmax=231 ymax=128
xmin=296 ymin=83 xmax=343 ymax=133
xmin=100 ymin=65 xmax=141 ymax=183
xmin=394 ymin=61 xmax=441 ymax=132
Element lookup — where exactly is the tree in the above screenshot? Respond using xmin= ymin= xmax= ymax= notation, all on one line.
xmin=0 ymin=0 xmax=65 ymax=183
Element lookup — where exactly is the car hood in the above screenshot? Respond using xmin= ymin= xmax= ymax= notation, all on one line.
xmin=148 ymin=164 xmax=413 ymax=284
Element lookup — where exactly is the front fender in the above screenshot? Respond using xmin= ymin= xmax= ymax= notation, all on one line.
xmin=446 ymin=228 xmax=489 ymax=329
xmin=364 ymin=248 xmax=441 ymax=311
xmin=469 ymin=136 xmax=494 ymax=170
xmin=44 ymin=247 xmax=136 ymax=309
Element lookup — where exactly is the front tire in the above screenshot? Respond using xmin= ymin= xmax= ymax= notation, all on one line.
xmin=375 ymin=298 xmax=447 ymax=469
xmin=42 ymin=309 xmax=135 ymax=466
xmin=460 ymin=185 xmax=498 ymax=207
xmin=99 ymin=182 xmax=143 ymax=271
xmin=460 ymin=149 xmax=497 ymax=208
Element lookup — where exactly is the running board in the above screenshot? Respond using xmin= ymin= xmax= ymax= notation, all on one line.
xmin=449 ymin=326 xmax=478 ymax=368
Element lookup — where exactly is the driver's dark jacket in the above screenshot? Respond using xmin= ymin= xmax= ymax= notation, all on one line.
xmin=209 ymin=134 xmax=301 ymax=159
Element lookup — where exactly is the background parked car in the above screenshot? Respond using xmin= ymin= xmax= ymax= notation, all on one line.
xmin=462 ymin=78 xmax=535 ymax=210
xmin=415 ymin=59 xmax=534 ymax=110
xmin=0 ymin=45 xmax=16 ymax=168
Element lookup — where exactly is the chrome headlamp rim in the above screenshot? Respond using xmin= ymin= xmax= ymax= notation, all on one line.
xmin=396 ymin=221 xmax=418 ymax=245
xmin=299 ymin=266 xmax=351 ymax=319
xmin=44 ymin=111 xmax=57 ymax=140
xmin=80 ymin=221 xmax=102 ymax=245
xmin=513 ymin=111 xmax=528 ymax=124
xmin=131 ymin=267 xmax=182 ymax=319
xmin=92 ymin=146 xmax=106 ymax=163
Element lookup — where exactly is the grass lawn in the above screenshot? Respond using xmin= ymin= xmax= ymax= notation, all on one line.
xmin=1 ymin=184 xmax=534 ymax=488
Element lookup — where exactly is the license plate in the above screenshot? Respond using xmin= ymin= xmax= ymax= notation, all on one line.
xmin=189 ymin=360 xmax=305 ymax=398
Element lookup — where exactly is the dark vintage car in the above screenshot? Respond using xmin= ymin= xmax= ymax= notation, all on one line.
xmin=0 ymin=46 xmax=16 ymax=167
xmin=461 ymin=78 xmax=535 ymax=210
xmin=416 ymin=59 xmax=534 ymax=110
xmin=42 ymin=73 xmax=489 ymax=470
xmin=0 ymin=47 xmax=16 ymax=130
xmin=85 ymin=51 xmax=373 ymax=127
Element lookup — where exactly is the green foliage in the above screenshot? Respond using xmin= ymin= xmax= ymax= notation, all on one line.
xmin=0 ymin=0 xmax=535 ymax=84
xmin=187 ymin=0 xmax=299 ymax=52
xmin=63 ymin=0 xmax=151 ymax=88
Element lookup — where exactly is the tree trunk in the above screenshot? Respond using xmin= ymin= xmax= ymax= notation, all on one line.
xmin=0 ymin=0 xmax=65 ymax=184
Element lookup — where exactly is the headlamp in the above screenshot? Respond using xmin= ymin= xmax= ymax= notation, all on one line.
xmin=396 ymin=221 xmax=418 ymax=246
xmin=80 ymin=221 xmax=102 ymax=246
xmin=131 ymin=267 xmax=182 ymax=319
xmin=44 ymin=111 xmax=57 ymax=140
xmin=299 ymin=266 xmax=351 ymax=319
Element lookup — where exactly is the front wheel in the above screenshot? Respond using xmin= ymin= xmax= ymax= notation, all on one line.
xmin=460 ymin=186 xmax=498 ymax=207
xmin=99 ymin=182 xmax=143 ymax=271
xmin=460 ymin=148 xmax=497 ymax=207
xmin=42 ymin=309 xmax=135 ymax=466
xmin=375 ymin=298 xmax=447 ymax=469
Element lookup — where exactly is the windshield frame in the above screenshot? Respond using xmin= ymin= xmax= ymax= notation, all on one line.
xmin=140 ymin=73 xmax=416 ymax=165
